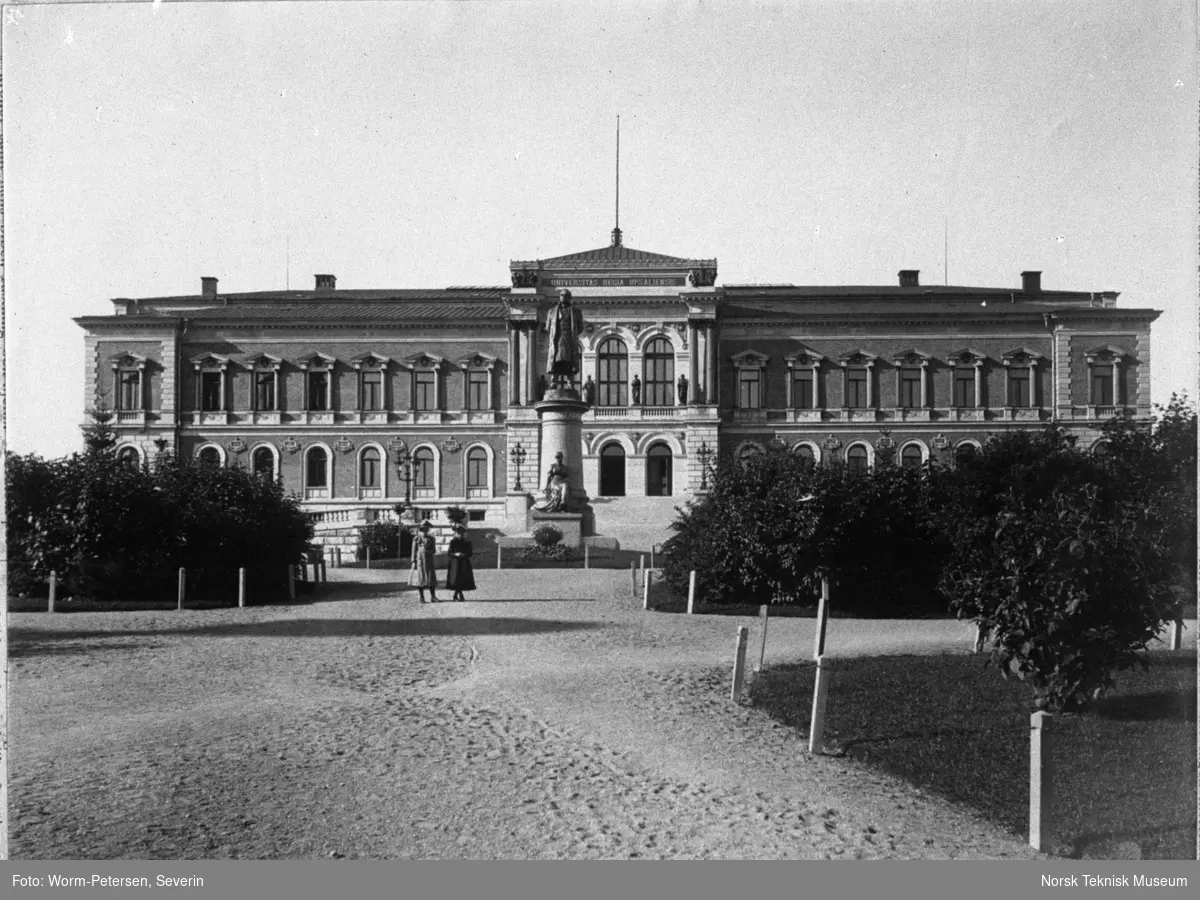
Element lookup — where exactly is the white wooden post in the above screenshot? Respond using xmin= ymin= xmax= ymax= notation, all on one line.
xmin=1029 ymin=711 xmax=1053 ymax=852
xmin=238 ymin=568 xmax=246 ymax=608
xmin=1168 ymin=619 xmax=1184 ymax=651
xmin=497 ymin=543 xmax=503 ymax=570
xmin=973 ymin=622 xmax=985 ymax=654
xmin=366 ymin=547 xmax=371 ymax=571
xmin=814 ymin=577 xmax=830 ymax=660
xmin=630 ymin=560 xmax=637 ymax=597
xmin=48 ymin=570 xmax=57 ymax=613
xmin=731 ymin=626 xmax=749 ymax=702
xmin=809 ymin=656 xmax=832 ymax=753
xmin=756 ymin=604 xmax=769 ymax=672
xmin=177 ymin=567 xmax=186 ymax=611
xmin=584 ymin=543 xmax=590 ymax=569
xmin=643 ymin=569 xmax=651 ymax=610
xmin=287 ymin=565 xmax=295 ymax=601
xmin=687 ymin=570 xmax=697 ymax=615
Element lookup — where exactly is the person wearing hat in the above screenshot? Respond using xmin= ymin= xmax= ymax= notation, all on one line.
xmin=445 ymin=524 xmax=476 ymax=602
xmin=409 ymin=519 xmax=440 ymax=602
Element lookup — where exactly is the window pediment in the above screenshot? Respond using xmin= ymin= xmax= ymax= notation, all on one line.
xmin=457 ymin=352 xmax=498 ymax=370
xmin=785 ymin=346 xmax=825 ymax=367
xmin=892 ymin=348 xmax=932 ymax=365
xmin=110 ymin=352 xmax=148 ymax=370
xmin=1084 ymin=344 xmax=1126 ymax=363
xmin=1001 ymin=347 xmax=1044 ymax=366
xmin=730 ymin=350 xmax=769 ymax=368
xmin=297 ymin=352 xmax=337 ymax=371
xmin=190 ymin=352 xmax=230 ymax=371
xmin=351 ymin=352 xmax=392 ymax=370
xmin=245 ymin=353 xmax=283 ymax=371
xmin=402 ymin=352 xmax=445 ymax=371
xmin=838 ymin=349 xmax=877 ymax=367
xmin=948 ymin=348 xmax=986 ymax=366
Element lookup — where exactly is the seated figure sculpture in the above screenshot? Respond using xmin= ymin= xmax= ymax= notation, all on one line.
xmin=533 ymin=451 xmax=571 ymax=513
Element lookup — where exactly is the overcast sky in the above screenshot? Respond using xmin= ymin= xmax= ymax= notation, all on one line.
xmin=5 ymin=1 xmax=1196 ymax=458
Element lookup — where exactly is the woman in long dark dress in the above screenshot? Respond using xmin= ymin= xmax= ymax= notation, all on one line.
xmin=445 ymin=524 xmax=476 ymax=602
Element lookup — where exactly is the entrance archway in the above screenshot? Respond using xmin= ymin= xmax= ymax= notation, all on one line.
xmin=646 ymin=442 xmax=673 ymax=496
xmin=599 ymin=443 xmax=626 ymax=496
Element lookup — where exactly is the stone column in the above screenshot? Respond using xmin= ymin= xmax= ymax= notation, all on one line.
xmin=974 ymin=363 xmax=982 ymax=409
xmin=704 ymin=324 xmax=717 ymax=405
xmin=533 ymin=390 xmax=591 ymax=542
xmin=520 ymin=327 xmax=532 ymax=405
xmin=866 ymin=362 xmax=874 ymax=408
xmin=919 ymin=361 xmax=928 ymax=408
xmin=508 ymin=327 xmax=520 ymax=406
xmin=688 ymin=323 xmax=698 ymax=405
xmin=1111 ymin=359 xmax=1120 ymax=406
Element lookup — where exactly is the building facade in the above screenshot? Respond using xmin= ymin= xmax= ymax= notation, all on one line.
xmin=76 ymin=229 xmax=1160 ymax=546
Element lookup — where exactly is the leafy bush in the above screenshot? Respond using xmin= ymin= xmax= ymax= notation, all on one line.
xmin=532 ymin=523 xmax=563 ymax=547
xmin=939 ymin=425 xmax=1183 ymax=712
xmin=661 ymin=447 xmax=951 ymax=614
xmin=6 ymin=450 xmax=313 ymax=605
xmin=357 ymin=521 xmax=400 ymax=561
xmin=444 ymin=505 xmax=469 ymax=527
xmin=518 ymin=543 xmax=574 ymax=562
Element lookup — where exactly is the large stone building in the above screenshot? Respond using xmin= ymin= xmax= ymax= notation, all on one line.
xmin=76 ymin=227 xmax=1159 ymax=549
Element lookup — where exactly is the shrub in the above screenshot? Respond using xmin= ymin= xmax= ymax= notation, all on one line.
xmin=444 ymin=505 xmax=469 ymax=527
xmin=939 ymin=426 xmax=1179 ymax=712
xmin=357 ymin=521 xmax=400 ymax=561
xmin=531 ymin=523 xmax=563 ymax=547
xmin=6 ymin=450 xmax=313 ymax=605
xmin=518 ymin=543 xmax=574 ymax=563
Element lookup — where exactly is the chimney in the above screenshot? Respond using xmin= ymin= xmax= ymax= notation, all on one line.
xmin=1021 ymin=271 xmax=1042 ymax=295
xmin=201 ymin=277 xmax=218 ymax=300
xmin=898 ymin=270 xmax=920 ymax=287
xmin=315 ymin=274 xmax=336 ymax=294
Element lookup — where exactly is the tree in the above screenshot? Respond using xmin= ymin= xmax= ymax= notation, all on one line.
xmin=81 ymin=401 xmax=119 ymax=456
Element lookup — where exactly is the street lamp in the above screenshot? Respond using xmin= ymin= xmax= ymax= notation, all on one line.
xmin=696 ymin=440 xmax=713 ymax=491
xmin=510 ymin=441 xmax=527 ymax=491
xmin=394 ymin=445 xmax=413 ymax=515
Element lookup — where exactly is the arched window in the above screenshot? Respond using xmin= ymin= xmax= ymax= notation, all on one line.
xmin=901 ymin=444 xmax=923 ymax=469
xmin=597 ymin=338 xmax=628 ymax=407
xmin=253 ymin=447 xmax=275 ymax=481
xmin=198 ymin=446 xmax=221 ymax=468
xmin=466 ymin=447 xmax=488 ymax=498
xmin=954 ymin=443 xmax=979 ymax=467
xmin=413 ymin=447 xmax=435 ymax=498
xmin=306 ymin=447 xmax=328 ymax=490
xmin=599 ymin=443 xmax=626 ymax=496
xmin=360 ymin=447 xmax=381 ymax=489
xmin=118 ymin=446 xmax=140 ymax=470
xmin=794 ymin=444 xmax=816 ymax=469
xmin=646 ymin=442 xmax=673 ymax=496
xmin=846 ymin=444 xmax=869 ymax=474
xmin=643 ymin=337 xmax=675 ymax=407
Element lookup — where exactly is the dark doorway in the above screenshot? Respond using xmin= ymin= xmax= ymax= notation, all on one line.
xmin=646 ymin=443 xmax=673 ymax=496
xmin=599 ymin=443 xmax=626 ymax=496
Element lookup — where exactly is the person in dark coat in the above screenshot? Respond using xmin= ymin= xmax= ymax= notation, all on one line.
xmin=408 ymin=519 xmax=440 ymax=603
xmin=446 ymin=524 xmax=476 ymax=602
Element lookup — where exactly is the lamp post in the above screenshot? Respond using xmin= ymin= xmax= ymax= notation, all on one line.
xmin=394 ymin=446 xmax=413 ymax=515
xmin=511 ymin=441 xmax=527 ymax=491
xmin=696 ymin=440 xmax=713 ymax=491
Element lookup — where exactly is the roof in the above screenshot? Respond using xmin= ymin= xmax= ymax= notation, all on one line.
xmin=131 ymin=287 xmax=510 ymax=305
xmin=133 ymin=300 xmax=509 ymax=322
xmin=721 ymin=297 xmax=1153 ymax=318
xmin=513 ymin=241 xmax=716 ymax=270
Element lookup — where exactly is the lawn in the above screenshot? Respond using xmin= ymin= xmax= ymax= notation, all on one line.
xmin=749 ymin=648 xmax=1197 ymax=859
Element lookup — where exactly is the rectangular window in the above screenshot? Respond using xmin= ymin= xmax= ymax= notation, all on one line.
xmin=846 ymin=369 xmax=868 ymax=409
xmin=1007 ymin=368 xmax=1031 ymax=407
xmin=308 ymin=372 xmax=328 ymax=411
xmin=900 ymin=368 xmax=922 ymax=408
xmin=792 ymin=369 xmax=814 ymax=410
xmin=415 ymin=371 xmax=437 ymax=411
xmin=255 ymin=372 xmax=276 ymax=411
xmin=361 ymin=371 xmax=383 ymax=410
xmin=1091 ymin=369 xmax=1114 ymax=406
xmin=467 ymin=371 xmax=489 ymax=410
xmin=738 ymin=369 xmax=761 ymax=409
xmin=598 ymin=356 xmax=628 ymax=406
xmin=467 ymin=456 xmax=487 ymax=489
xmin=953 ymin=369 xmax=975 ymax=408
xmin=118 ymin=371 xmax=140 ymax=411
xmin=201 ymin=372 xmax=222 ymax=411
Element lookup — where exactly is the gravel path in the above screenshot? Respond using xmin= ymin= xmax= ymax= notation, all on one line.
xmin=8 ymin=568 xmax=1046 ymax=859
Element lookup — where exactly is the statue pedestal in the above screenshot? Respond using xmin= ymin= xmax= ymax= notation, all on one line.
xmin=533 ymin=389 xmax=591 ymax=533
xmin=529 ymin=511 xmax=584 ymax=548
xmin=504 ymin=491 xmax=532 ymax=534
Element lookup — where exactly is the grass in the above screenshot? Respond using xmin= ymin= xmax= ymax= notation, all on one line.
xmin=750 ymin=648 xmax=1197 ymax=859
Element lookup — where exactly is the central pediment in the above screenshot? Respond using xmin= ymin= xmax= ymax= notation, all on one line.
xmin=510 ymin=230 xmax=717 ymax=289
